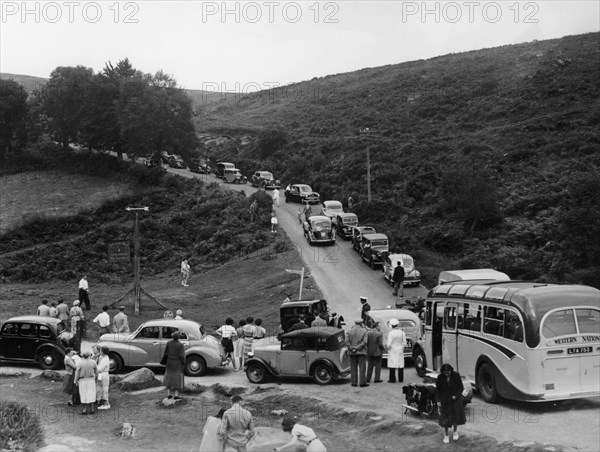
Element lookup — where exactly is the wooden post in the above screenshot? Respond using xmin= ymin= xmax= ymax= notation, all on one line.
xmin=133 ymin=211 xmax=141 ymax=315
xmin=298 ymin=267 xmax=305 ymax=300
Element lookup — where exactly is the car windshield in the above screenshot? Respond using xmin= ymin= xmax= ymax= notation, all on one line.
xmin=371 ymin=240 xmax=388 ymax=247
xmin=312 ymin=221 xmax=331 ymax=230
xmin=261 ymin=172 xmax=273 ymax=179
xmin=298 ymin=186 xmax=312 ymax=192
xmin=360 ymin=228 xmax=376 ymax=235
xmin=394 ymin=255 xmax=415 ymax=272
xmin=326 ymin=204 xmax=343 ymax=212
xmin=344 ymin=216 xmax=358 ymax=225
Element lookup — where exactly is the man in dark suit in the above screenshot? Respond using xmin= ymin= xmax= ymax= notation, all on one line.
xmin=366 ymin=321 xmax=385 ymax=383
xmin=392 ymin=262 xmax=405 ymax=297
xmin=347 ymin=319 xmax=369 ymax=387
xmin=360 ymin=296 xmax=371 ymax=322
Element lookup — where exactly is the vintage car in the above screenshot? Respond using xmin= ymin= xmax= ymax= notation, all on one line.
xmin=0 ymin=316 xmax=68 ymax=370
xmin=189 ymin=158 xmax=211 ymax=174
xmin=168 ymin=155 xmax=186 ymax=169
xmin=363 ymin=308 xmax=421 ymax=364
xmin=280 ymin=299 xmax=329 ymax=333
xmin=303 ymin=215 xmax=336 ymax=246
xmin=285 ymin=184 xmax=320 ymax=204
xmin=335 ymin=212 xmax=358 ymax=239
xmin=245 ymin=327 xmax=350 ymax=385
xmin=98 ymin=319 xmax=226 ymax=376
xmin=383 ymin=253 xmax=422 ymax=287
xmin=215 ymin=162 xmax=235 ymax=179
xmin=361 ymin=233 xmax=389 ymax=268
xmin=223 ymin=168 xmax=247 ymax=184
xmin=352 ymin=226 xmax=376 ymax=252
xmin=251 ymin=171 xmax=280 ymax=189
xmin=320 ymin=200 xmax=344 ymax=224
xmin=144 ymin=154 xmax=168 ymax=171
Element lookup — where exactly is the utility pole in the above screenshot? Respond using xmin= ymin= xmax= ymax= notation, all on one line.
xmin=359 ymin=128 xmax=373 ymax=202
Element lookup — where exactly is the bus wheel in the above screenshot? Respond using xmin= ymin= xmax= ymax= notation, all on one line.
xmin=413 ymin=347 xmax=427 ymax=377
xmin=477 ymin=362 xmax=500 ymax=403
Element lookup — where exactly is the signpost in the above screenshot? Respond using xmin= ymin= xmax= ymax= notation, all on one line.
xmin=107 ymin=240 xmax=130 ymax=263
xmin=285 ymin=267 xmax=306 ymax=300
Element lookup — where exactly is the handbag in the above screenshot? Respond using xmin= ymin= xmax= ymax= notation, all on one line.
xmin=160 ymin=354 xmax=167 ymax=366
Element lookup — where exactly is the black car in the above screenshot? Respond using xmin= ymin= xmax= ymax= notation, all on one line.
xmin=0 ymin=316 xmax=68 ymax=370
xmin=189 ymin=158 xmax=211 ymax=174
xmin=352 ymin=226 xmax=376 ymax=252
xmin=336 ymin=212 xmax=358 ymax=239
xmin=251 ymin=171 xmax=280 ymax=189
xmin=285 ymin=184 xmax=320 ymax=204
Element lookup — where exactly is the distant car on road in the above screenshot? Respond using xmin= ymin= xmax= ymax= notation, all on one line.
xmin=0 ymin=316 xmax=68 ymax=370
xmin=285 ymin=184 xmax=320 ymax=204
xmin=168 ymin=156 xmax=186 ymax=168
xmin=245 ymin=327 xmax=350 ymax=385
xmin=303 ymin=215 xmax=336 ymax=246
xmin=251 ymin=171 xmax=280 ymax=189
xmin=360 ymin=233 xmax=389 ymax=268
xmin=320 ymin=200 xmax=344 ymax=225
xmin=336 ymin=212 xmax=358 ymax=239
xmin=383 ymin=253 xmax=422 ymax=287
xmin=215 ymin=162 xmax=235 ymax=179
xmin=189 ymin=158 xmax=211 ymax=174
xmin=98 ymin=319 xmax=226 ymax=376
xmin=223 ymin=168 xmax=247 ymax=184
xmin=352 ymin=226 xmax=376 ymax=252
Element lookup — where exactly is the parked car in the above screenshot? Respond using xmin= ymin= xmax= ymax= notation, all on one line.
xmin=251 ymin=171 xmax=280 ymax=189
xmin=145 ymin=154 xmax=167 ymax=171
xmin=189 ymin=158 xmax=211 ymax=174
xmin=245 ymin=327 xmax=350 ymax=385
xmin=285 ymin=184 xmax=320 ymax=204
xmin=352 ymin=226 xmax=376 ymax=252
xmin=280 ymin=299 xmax=330 ymax=333
xmin=168 ymin=156 xmax=186 ymax=169
xmin=320 ymin=200 xmax=344 ymax=225
xmin=215 ymin=162 xmax=235 ymax=179
xmin=0 ymin=316 xmax=68 ymax=370
xmin=303 ymin=215 xmax=336 ymax=246
xmin=360 ymin=233 xmax=389 ymax=268
xmin=223 ymin=168 xmax=247 ymax=184
xmin=383 ymin=253 xmax=422 ymax=287
xmin=336 ymin=213 xmax=358 ymax=239
xmin=98 ymin=319 xmax=226 ymax=376
xmin=363 ymin=308 xmax=421 ymax=364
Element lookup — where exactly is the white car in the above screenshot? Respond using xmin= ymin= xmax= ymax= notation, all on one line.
xmin=320 ymin=200 xmax=344 ymax=225
xmin=383 ymin=253 xmax=421 ymax=287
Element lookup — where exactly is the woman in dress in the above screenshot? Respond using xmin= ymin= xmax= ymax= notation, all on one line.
xmin=162 ymin=331 xmax=186 ymax=399
xmin=274 ymin=417 xmax=327 ymax=452
xmin=74 ymin=351 xmax=97 ymax=415
xmin=96 ymin=346 xmax=111 ymax=409
xmin=62 ymin=348 xmax=78 ymax=406
xmin=436 ymin=363 xmax=467 ymax=444
xmin=234 ymin=319 xmax=247 ymax=372
xmin=69 ymin=300 xmax=85 ymax=353
xmin=241 ymin=316 xmax=257 ymax=367
xmin=199 ymin=408 xmax=225 ymax=452
xmin=386 ymin=318 xmax=407 ymax=383
xmin=216 ymin=317 xmax=238 ymax=370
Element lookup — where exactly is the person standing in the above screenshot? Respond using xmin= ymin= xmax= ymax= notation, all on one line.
xmin=234 ymin=319 xmax=247 ymax=372
xmin=275 ymin=417 xmax=327 ymax=452
xmin=436 ymin=363 xmax=467 ymax=444
xmin=271 ymin=211 xmax=278 ymax=233
xmin=96 ymin=346 xmax=111 ymax=409
xmin=174 ymin=309 xmax=184 ymax=320
xmin=249 ymin=200 xmax=258 ymax=222
xmin=199 ymin=408 xmax=225 ymax=452
xmin=311 ymin=313 xmax=328 ymax=328
xmin=112 ymin=306 xmax=130 ymax=334
xmin=63 ymin=348 xmax=78 ymax=406
xmin=386 ymin=318 xmax=407 ymax=383
xmin=392 ymin=261 xmax=405 ymax=297
xmin=92 ymin=305 xmax=111 ymax=336
xmin=219 ymin=395 xmax=255 ymax=452
xmin=241 ymin=317 xmax=257 ymax=366
xmin=272 ymin=188 xmax=280 ymax=207
xmin=216 ymin=317 xmax=238 ymax=370
xmin=347 ymin=196 xmax=354 ymax=211
xmin=74 ymin=351 xmax=97 ymax=415
xmin=78 ymin=276 xmax=90 ymax=311
xmin=162 ymin=331 xmax=186 ymax=400
xmin=366 ymin=321 xmax=385 ymax=383
xmin=37 ymin=299 xmax=51 ymax=316
xmin=346 ymin=319 xmax=369 ymax=387
xmin=49 ymin=302 xmax=58 ymax=318
xmin=56 ymin=298 xmax=70 ymax=329
xmin=181 ymin=259 xmax=190 ymax=287
xmin=360 ymin=297 xmax=371 ymax=322
xmin=253 ymin=318 xmax=266 ymax=340
xmin=70 ymin=300 xmax=85 ymax=353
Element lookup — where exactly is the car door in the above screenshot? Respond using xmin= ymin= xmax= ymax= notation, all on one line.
xmin=160 ymin=327 xmax=191 ymax=360
xmin=18 ymin=323 xmax=41 ymax=360
xmin=279 ymin=337 xmax=308 ymax=375
xmin=128 ymin=325 xmax=161 ymax=366
xmin=0 ymin=322 xmax=21 ymax=359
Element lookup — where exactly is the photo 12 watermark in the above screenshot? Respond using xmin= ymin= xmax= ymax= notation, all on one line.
xmin=1 ymin=1 xmax=140 ymax=24
xmin=401 ymin=1 xmax=540 ymax=24
xmin=201 ymin=1 xmax=340 ymax=24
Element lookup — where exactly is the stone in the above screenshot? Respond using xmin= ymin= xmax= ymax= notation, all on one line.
xmin=40 ymin=370 xmax=65 ymax=381
xmin=112 ymin=368 xmax=161 ymax=392
xmin=117 ymin=423 xmax=137 ymax=439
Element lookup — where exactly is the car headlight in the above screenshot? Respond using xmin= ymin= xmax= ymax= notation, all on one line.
xmin=247 ymin=352 xmax=254 ymax=358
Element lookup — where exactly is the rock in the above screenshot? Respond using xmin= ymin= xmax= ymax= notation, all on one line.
xmin=271 ymin=409 xmax=288 ymax=416
xmin=161 ymin=397 xmax=184 ymax=407
xmin=247 ymin=426 xmax=290 ymax=451
xmin=112 ymin=368 xmax=161 ymax=392
xmin=369 ymin=415 xmax=383 ymax=421
xmin=40 ymin=370 xmax=65 ymax=381
xmin=116 ymin=423 xmax=137 ymax=439
xmin=0 ymin=369 xmax=27 ymax=378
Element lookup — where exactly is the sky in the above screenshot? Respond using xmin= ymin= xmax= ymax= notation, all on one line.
xmin=1 ymin=1 xmax=598 ymax=91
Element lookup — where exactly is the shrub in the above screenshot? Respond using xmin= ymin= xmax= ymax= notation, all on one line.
xmin=0 ymin=401 xmax=45 ymax=451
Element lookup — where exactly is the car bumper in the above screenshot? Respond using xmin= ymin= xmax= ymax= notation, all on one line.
xmin=403 ymin=277 xmax=421 ymax=286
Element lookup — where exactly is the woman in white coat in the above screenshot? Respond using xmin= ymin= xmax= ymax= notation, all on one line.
xmin=386 ymin=318 xmax=407 ymax=383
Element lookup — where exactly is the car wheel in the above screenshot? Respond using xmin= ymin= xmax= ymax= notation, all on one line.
xmin=108 ymin=352 xmax=124 ymax=373
xmin=312 ymin=363 xmax=333 ymax=385
xmin=413 ymin=347 xmax=427 ymax=377
xmin=185 ymin=355 xmax=207 ymax=377
xmin=38 ymin=348 xmax=61 ymax=370
xmin=246 ymin=362 xmax=268 ymax=384
xmin=477 ymin=362 xmax=500 ymax=403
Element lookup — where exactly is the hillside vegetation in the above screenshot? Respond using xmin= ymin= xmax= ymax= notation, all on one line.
xmin=191 ymin=33 xmax=600 ymax=287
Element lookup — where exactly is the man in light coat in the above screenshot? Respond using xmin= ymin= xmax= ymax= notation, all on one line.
xmin=386 ymin=318 xmax=407 ymax=383
xmin=347 ymin=319 xmax=369 ymax=387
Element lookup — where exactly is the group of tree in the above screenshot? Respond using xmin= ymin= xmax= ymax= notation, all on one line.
xmin=0 ymin=58 xmax=197 ymax=161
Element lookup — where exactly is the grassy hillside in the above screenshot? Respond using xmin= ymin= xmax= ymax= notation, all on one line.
xmin=189 ymin=32 xmax=600 ymax=287
xmin=0 ymin=73 xmax=48 ymax=92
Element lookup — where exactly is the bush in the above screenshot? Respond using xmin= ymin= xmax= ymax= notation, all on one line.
xmin=0 ymin=401 xmax=45 ymax=451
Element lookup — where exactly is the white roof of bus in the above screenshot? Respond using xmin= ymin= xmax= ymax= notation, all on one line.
xmin=438 ymin=269 xmax=510 ymax=284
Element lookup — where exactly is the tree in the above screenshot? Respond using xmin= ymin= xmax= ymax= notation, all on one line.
xmin=0 ymin=79 xmax=28 ymax=155
xmin=41 ymin=66 xmax=94 ymax=149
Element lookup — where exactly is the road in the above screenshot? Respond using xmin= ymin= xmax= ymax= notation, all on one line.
xmin=166 ymin=166 xmax=600 ymax=451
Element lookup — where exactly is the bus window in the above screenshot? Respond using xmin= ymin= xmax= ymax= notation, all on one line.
xmin=425 ymin=302 xmax=433 ymax=326
xmin=461 ymin=303 xmax=482 ymax=331
xmin=504 ymin=310 xmax=523 ymax=342
xmin=483 ymin=306 xmax=504 ymax=337
xmin=542 ymin=309 xmax=577 ymax=338
xmin=576 ymin=309 xmax=600 ymax=334
xmin=444 ymin=305 xmax=457 ymax=329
